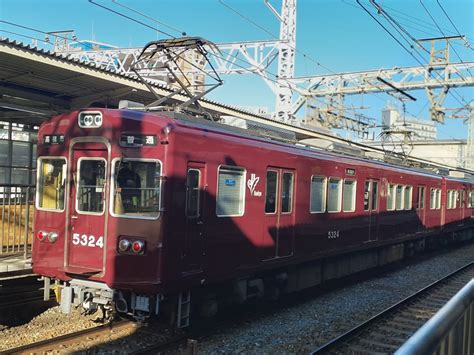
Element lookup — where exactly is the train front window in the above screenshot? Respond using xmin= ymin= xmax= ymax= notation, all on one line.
xmin=112 ymin=159 xmax=162 ymax=218
xmin=76 ymin=159 xmax=106 ymax=214
xmin=37 ymin=158 xmax=66 ymax=211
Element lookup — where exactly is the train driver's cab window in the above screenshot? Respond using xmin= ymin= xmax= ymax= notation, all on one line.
xmin=342 ymin=179 xmax=356 ymax=212
xmin=77 ymin=159 xmax=106 ymax=214
xmin=327 ymin=177 xmax=342 ymax=212
xmin=37 ymin=158 xmax=66 ymax=211
xmin=216 ymin=166 xmax=245 ymax=217
xmin=310 ymin=176 xmax=326 ymax=213
xmin=387 ymin=184 xmax=396 ymax=211
xmin=112 ymin=159 xmax=162 ymax=218
xmin=265 ymin=170 xmax=278 ymax=214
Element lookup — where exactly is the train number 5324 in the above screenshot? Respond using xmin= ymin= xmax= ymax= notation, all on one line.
xmin=72 ymin=233 xmax=104 ymax=248
xmin=328 ymin=230 xmax=340 ymax=239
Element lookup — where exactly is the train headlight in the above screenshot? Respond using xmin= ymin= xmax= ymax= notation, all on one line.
xmin=47 ymin=232 xmax=59 ymax=243
xmin=132 ymin=240 xmax=145 ymax=254
xmin=118 ymin=239 xmax=131 ymax=253
xmin=78 ymin=111 xmax=103 ymax=128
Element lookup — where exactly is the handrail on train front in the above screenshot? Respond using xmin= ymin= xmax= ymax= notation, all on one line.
xmin=396 ymin=278 xmax=474 ymax=355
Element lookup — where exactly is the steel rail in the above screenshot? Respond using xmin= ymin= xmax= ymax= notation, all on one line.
xmin=5 ymin=320 xmax=135 ymax=354
xmin=310 ymin=261 xmax=474 ymax=354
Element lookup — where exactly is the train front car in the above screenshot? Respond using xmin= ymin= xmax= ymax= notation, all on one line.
xmin=32 ymin=109 xmax=168 ymax=320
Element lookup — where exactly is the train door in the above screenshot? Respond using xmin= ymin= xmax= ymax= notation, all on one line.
xmin=264 ymin=168 xmax=295 ymax=258
xmin=460 ymin=187 xmax=466 ymax=222
xmin=363 ymin=179 xmax=379 ymax=242
xmin=182 ymin=163 xmax=205 ymax=274
xmin=66 ymin=141 xmax=109 ymax=275
xmin=415 ymin=185 xmax=426 ymax=230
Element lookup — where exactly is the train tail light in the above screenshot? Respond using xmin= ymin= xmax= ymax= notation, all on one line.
xmin=118 ymin=239 xmax=131 ymax=253
xmin=37 ymin=231 xmax=48 ymax=241
xmin=132 ymin=240 xmax=145 ymax=254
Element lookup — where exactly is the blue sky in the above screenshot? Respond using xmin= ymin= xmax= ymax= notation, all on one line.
xmin=1 ymin=0 xmax=473 ymax=140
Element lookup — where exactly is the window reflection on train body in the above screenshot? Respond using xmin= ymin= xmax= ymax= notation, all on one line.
xmin=113 ymin=160 xmax=161 ymax=218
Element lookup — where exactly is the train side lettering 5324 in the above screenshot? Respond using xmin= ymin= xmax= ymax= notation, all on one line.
xmin=328 ymin=230 xmax=340 ymax=239
xmin=72 ymin=233 xmax=104 ymax=248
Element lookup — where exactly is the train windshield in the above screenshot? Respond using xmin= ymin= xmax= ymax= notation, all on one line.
xmin=112 ymin=159 xmax=162 ymax=218
xmin=37 ymin=158 xmax=66 ymax=211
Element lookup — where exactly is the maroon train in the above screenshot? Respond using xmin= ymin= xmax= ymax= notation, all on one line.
xmin=32 ymin=108 xmax=474 ymax=325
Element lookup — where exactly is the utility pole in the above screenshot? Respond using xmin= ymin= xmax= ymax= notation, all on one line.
xmin=265 ymin=0 xmax=297 ymax=123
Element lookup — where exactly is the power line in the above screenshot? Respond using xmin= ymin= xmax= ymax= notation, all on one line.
xmin=358 ymin=1 xmax=469 ymax=109
xmin=88 ymin=0 xmax=175 ymax=39
xmin=0 ymin=20 xmax=95 ymax=51
xmin=111 ymin=0 xmax=187 ymax=36
xmin=419 ymin=0 xmax=472 ymax=78
xmin=218 ymin=0 xmax=338 ymax=75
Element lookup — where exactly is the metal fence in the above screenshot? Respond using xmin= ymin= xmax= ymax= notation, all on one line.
xmin=0 ymin=184 xmax=35 ymax=258
xmin=396 ymin=278 xmax=474 ymax=355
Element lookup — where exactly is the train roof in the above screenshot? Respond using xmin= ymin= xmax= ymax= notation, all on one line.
xmin=147 ymin=110 xmax=474 ymax=184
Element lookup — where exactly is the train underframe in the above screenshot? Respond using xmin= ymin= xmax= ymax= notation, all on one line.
xmin=42 ymin=227 xmax=473 ymax=327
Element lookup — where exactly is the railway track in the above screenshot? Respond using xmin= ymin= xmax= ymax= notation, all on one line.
xmin=310 ymin=262 xmax=474 ymax=354
xmin=0 ymin=274 xmax=55 ymax=324
xmin=6 ymin=318 xmax=196 ymax=354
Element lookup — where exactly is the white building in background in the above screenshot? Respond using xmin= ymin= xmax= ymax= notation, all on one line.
xmin=367 ymin=104 xmax=473 ymax=170
xmin=382 ymin=104 xmax=437 ymax=140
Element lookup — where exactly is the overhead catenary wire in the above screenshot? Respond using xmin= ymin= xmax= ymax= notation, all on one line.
xmin=358 ymin=0 xmax=469 ymax=109
xmin=218 ymin=0 xmax=338 ymax=76
xmin=419 ymin=0 xmax=472 ymax=78
xmin=436 ymin=0 xmax=473 ymax=50
xmin=0 ymin=20 xmax=96 ymax=51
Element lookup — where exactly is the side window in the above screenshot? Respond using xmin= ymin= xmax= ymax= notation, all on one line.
xmin=460 ymin=190 xmax=465 ymax=208
xmin=265 ymin=170 xmax=278 ymax=214
xmin=447 ymin=190 xmax=452 ymax=209
xmin=387 ymin=184 xmax=395 ymax=211
xmin=216 ymin=166 xmax=245 ymax=217
xmin=310 ymin=176 xmax=326 ymax=213
xmin=342 ymin=179 xmax=356 ymax=212
xmin=396 ymin=185 xmax=404 ymax=211
xmin=404 ymin=186 xmax=412 ymax=210
xmin=281 ymin=172 xmax=294 ymax=213
xmin=186 ymin=169 xmax=200 ymax=218
xmin=371 ymin=181 xmax=378 ymax=210
xmin=469 ymin=191 xmax=474 ymax=208
xmin=327 ymin=177 xmax=342 ymax=212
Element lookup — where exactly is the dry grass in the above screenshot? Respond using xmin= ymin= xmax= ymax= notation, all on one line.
xmin=0 ymin=204 xmax=34 ymax=252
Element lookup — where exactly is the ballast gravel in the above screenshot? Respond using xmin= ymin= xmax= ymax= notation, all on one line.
xmin=197 ymin=243 xmax=474 ymax=354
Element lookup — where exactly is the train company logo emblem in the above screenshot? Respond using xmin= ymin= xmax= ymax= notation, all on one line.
xmin=247 ymin=173 xmax=262 ymax=197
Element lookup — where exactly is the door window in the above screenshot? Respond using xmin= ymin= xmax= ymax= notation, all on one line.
xmin=265 ymin=170 xmax=278 ymax=214
xmin=281 ymin=172 xmax=294 ymax=213
xmin=186 ymin=169 xmax=201 ymax=218
xmin=77 ymin=159 xmax=106 ymax=214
